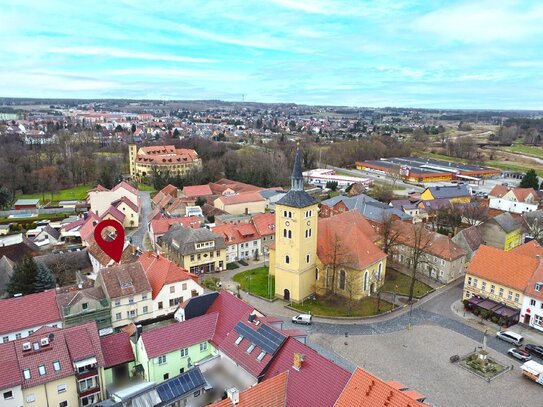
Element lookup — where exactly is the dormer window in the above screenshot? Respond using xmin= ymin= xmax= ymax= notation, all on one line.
xmin=23 ymin=369 xmax=31 ymax=380
xmin=247 ymin=343 xmax=255 ymax=354
xmin=536 ymin=282 xmax=543 ymax=292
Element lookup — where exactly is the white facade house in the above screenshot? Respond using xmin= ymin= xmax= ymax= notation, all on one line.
xmin=488 ymin=186 xmax=539 ymax=215
xmin=0 ymin=384 xmax=24 ymax=407
xmin=489 ymin=198 xmax=538 ymax=214
xmin=87 ymin=181 xmax=139 ymax=218
xmin=151 ymin=279 xmax=204 ymax=319
xmin=521 ymin=293 xmax=543 ymax=332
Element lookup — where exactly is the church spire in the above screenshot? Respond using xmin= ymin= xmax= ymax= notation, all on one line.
xmin=291 ymin=144 xmax=304 ymax=191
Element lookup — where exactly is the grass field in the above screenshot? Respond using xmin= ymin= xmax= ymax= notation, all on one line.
xmin=233 ymin=267 xmax=274 ymax=299
xmin=18 ymin=184 xmax=94 ymax=204
xmin=499 ymin=144 xmax=543 ymax=159
xmin=137 ymin=183 xmax=156 ymax=192
xmin=291 ymin=295 xmax=393 ymax=317
xmin=381 ymin=269 xmax=433 ymax=298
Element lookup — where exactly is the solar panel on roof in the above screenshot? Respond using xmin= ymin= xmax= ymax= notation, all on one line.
xmin=155 ymin=368 xmax=206 ymax=403
xmin=234 ymin=322 xmax=286 ymax=355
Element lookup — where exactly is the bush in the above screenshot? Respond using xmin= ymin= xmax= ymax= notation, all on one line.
xmin=462 ymin=299 xmax=470 ymax=309
xmin=202 ymin=277 xmax=221 ymax=290
xmin=238 ymin=259 xmax=249 ymax=266
xmin=226 ymin=262 xmax=239 ymax=270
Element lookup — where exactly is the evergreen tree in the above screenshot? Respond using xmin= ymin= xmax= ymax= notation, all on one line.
xmin=6 ymin=255 xmax=39 ymax=296
xmin=33 ymin=263 xmax=56 ymax=293
xmin=520 ymin=169 xmax=539 ymax=189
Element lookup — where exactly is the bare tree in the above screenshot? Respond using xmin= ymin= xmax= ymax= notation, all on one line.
xmin=405 ymin=224 xmax=433 ymax=303
xmin=461 ymin=203 xmax=489 ymax=227
xmin=378 ymin=214 xmax=401 ymax=256
xmin=342 ymin=269 xmax=359 ymax=317
xmin=321 ymin=232 xmax=353 ymax=297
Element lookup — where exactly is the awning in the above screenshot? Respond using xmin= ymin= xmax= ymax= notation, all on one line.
xmin=74 ymin=357 xmax=97 ymax=368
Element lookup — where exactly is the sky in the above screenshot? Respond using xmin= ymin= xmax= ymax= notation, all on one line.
xmin=1 ymin=0 xmax=543 ymax=109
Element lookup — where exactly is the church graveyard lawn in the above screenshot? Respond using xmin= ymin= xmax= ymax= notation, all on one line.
xmin=381 ymin=269 xmax=433 ymax=298
xmin=233 ymin=267 xmax=275 ymax=299
xmin=291 ymin=295 xmax=393 ymax=317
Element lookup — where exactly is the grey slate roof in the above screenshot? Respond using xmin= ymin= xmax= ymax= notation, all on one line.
xmin=292 ymin=148 xmax=303 ymax=179
xmin=455 ymin=226 xmax=484 ymax=251
xmin=426 ymin=184 xmax=470 ymax=199
xmin=493 ymin=213 xmax=521 ymax=233
xmin=181 ymin=291 xmax=219 ymax=320
xmin=161 ymin=224 xmax=226 ymax=255
xmin=259 ymin=189 xmax=284 ymax=199
xmin=276 ymin=190 xmax=317 ymax=208
xmin=322 ymin=193 xmax=411 ymax=222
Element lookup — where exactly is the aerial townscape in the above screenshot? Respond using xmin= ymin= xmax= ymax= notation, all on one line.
xmin=1 ymin=1 xmax=543 ymax=407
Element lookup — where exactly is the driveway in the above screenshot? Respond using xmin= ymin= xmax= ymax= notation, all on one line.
xmin=128 ymin=191 xmax=151 ymax=250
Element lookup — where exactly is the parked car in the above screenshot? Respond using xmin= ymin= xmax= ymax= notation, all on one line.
xmin=508 ymin=347 xmax=532 ymax=362
xmin=292 ymin=314 xmax=312 ymax=325
xmin=496 ymin=330 xmax=524 ymax=346
xmin=525 ymin=344 xmax=543 ymax=358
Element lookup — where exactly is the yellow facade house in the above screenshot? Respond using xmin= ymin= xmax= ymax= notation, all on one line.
xmin=420 ymin=185 xmax=471 ymax=204
xmin=128 ymin=144 xmax=202 ymax=179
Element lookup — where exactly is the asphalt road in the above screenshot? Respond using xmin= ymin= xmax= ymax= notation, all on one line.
xmin=129 ymin=191 xmax=151 ymax=249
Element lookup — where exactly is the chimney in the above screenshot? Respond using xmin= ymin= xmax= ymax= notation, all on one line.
xmin=136 ymin=324 xmax=143 ymax=341
xmin=226 ymin=388 xmax=239 ymax=405
xmin=293 ymin=352 xmax=305 ymax=370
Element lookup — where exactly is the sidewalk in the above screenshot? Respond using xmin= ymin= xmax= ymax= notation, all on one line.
xmin=450 ymin=299 xmax=543 ymax=347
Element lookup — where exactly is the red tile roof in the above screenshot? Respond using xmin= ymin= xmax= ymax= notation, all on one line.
xmin=102 ymin=205 xmax=126 ymax=223
xmin=136 ymin=147 xmax=199 ymax=165
xmin=335 ymin=368 xmax=426 ymax=407
xmin=0 ymin=342 xmax=22 ymax=391
xmin=161 ymin=184 xmax=178 ymax=197
xmin=251 ymin=213 xmax=276 ymax=237
xmin=138 ymin=252 xmax=193 ymax=299
xmin=183 ymin=184 xmax=213 ymax=197
xmin=217 ymin=192 xmax=266 ymax=206
xmin=98 ymin=262 xmax=151 ymax=299
xmin=209 ymin=179 xmax=262 ymax=195
xmin=140 ymin=313 xmax=218 ymax=358
xmin=212 ymin=223 xmax=260 ymax=246
xmin=100 ymin=332 xmax=134 ymax=368
xmin=205 ymin=290 xmax=254 ymax=346
xmin=111 ymin=181 xmax=139 ymax=196
xmin=467 ymin=245 xmax=538 ymax=291
xmin=78 ymin=212 xmax=101 ymax=244
xmin=210 ymin=371 xmax=288 ymax=407
xmin=264 ymin=337 xmax=351 ymax=407
xmin=318 ymin=211 xmax=387 ymax=270
xmin=511 ymin=240 xmax=543 ymax=259
xmin=150 ymin=217 xmax=202 ymax=236
xmin=0 ymin=290 xmax=61 ymax=336
xmin=112 ymin=196 xmax=139 ymax=213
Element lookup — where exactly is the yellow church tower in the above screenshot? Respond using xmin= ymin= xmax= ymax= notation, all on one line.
xmin=272 ymin=146 xmax=319 ymax=303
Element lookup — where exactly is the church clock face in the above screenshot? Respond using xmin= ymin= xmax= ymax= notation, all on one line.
xmin=285 ymin=221 xmax=290 ymax=226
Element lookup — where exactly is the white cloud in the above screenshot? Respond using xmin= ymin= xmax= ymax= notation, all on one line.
xmin=49 ymin=47 xmax=216 ymax=63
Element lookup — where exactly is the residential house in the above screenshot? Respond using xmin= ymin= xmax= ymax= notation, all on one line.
xmin=464 ymin=245 xmax=539 ymax=324
xmin=489 ymin=185 xmax=539 ymax=214
xmin=263 ymin=337 xmax=351 ymax=407
xmin=152 ymin=184 xmax=178 ymax=208
xmin=136 ymin=313 xmax=218 ymax=383
xmin=87 ymin=181 xmax=140 ymax=224
xmin=14 ymin=199 xmax=40 ymax=210
xmin=420 ymin=184 xmax=471 ymax=204
xmin=99 ymin=332 xmax=135 ymax=389
xmin=335 ymin=368 xmax=427 ymax=407
xmin=208 ymin=178 xmax=262 ymax=196
xmin=215 ymin=213 xmax=252 ymax=225
xmin=390 ymin=199 xmax=428 ymax=223
xmin=0 ymin=341 xmax=24 ymax=407
xmin=0 ymin=234 xmax=40 ymax=263
xmin=213 ymin=223 xmax=262 ymax=263
xmin=34 ymin=250 xmax=93 ymax=281
xmin=182 ymin=184 xmax=213 ymax=200
xmin=251 ymin=213 xmax=276 ymax=254
xmin=87 ymin=241 xmax=140 ymax=275
xmin=452 ymin=225 xmax=484 ymax=261
xmin=315 ymin=211 xmax=387 ymax=300
xmin=148 ymin=217 xmax=202 ymax=249
xmin=95 ymin=263 xmax=153 ymax=329
xmin=6 ymin=321 xmax=106 ymax=407
xmin=160 ymin=224 xmax=227 ymax=275
xmin=214 ymin=192 xmax=267 ymax=215
xmin=55 ymin=285 xmax=111 ymax=332
xmin=0 ymin=290 xmax=62 ymax=343
xmin=478 ymin=213 xmax=523 ymax=251
xmin=111 ymin=196 xmax=140 ymax=228
xmin=138 ymin=252 xmax=203 ymax=319
xmin=391 ymin=221 xmax=467 ymax=284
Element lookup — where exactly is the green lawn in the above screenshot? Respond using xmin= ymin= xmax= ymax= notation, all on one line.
xmin=18 ymin=184 xmax=94 ymax=204
xmin=381 ymin=268 xmax=433 ymax=298
xmin=137 ymin=183 xmax=156 ymax=192
xmin=290 ymin=295 xmax=393 ymax=317
xmin=233 ymin=267 xmax=274 ymax=299
xmin=499 ymin=144 xmax=543 ymax=159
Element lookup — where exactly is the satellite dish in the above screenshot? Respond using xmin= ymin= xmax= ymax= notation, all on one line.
xmin=48 ymin=333 xmax=55 ymax=342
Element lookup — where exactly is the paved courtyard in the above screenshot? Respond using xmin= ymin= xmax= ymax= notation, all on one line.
xmin=310 ymin=325 xmax=541 ymax=407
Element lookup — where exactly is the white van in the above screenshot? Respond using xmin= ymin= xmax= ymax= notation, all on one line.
xmin=496 ymin=330 xmax=524 ymax=346
xmin=292 ymin=314 xmax=312 ymax=325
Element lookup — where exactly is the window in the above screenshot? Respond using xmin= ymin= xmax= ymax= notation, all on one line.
xmin=285 ymin=255 xmax=290 ymax=264
xmin=515 ymin=293 xmax=520 ymax=303
xmin=306 ymin=254 xmax=310 ymax=264
xmin=57 ymin=384 xmax=66 ymax=393
xmin=79 ymin=377 xmax=95 ymax=392
xmin=158 ymin=302 xmax=163 ymax=309
xmin=23 ymin=369 xmax=31 ymax=379
xmin=257 ymin=351 xmax=266 ymax=361
xmin=142 ymin=294 xmax=148 ymax=300
xmin=316 ymin=268 xmax=319 ymax=281
xmin=378 ymin=262 xmax=382 ymax=280
xmin=499 ymin=288 xmax=504 ymax=297
xmin=59 ymin=401 xmax=68 ymax=407
xmin=15 ymin=333 xmax=21 ymax=340
xmin=143 ymin=306 xmax=148 ymax=314
xmin=3 ymin=391 xmax=13 ymax=400
xmin=472 ymin=278 xmax=478 ymax=288
xmin=129 ymin=296 xmax=134 ymax=304
xmin=170 ymin=286 xmax=175 ymax=294
xmin=26 ymin=394 xmax=36 ymax=403
xmin=180 ymin=347 xmax=188 ymax=357
xmin=531 ymin=299 xmax=537 ymax=306
xmin=288 ymin=230 xmax=292 ymax=239
xmin=481 ymin=282 xmax=486 ymax=291
xmin=467 ymin=277 xmax=472 ymax=286
xmin=115 ymin=300 xmax=120 ymax=306
xmin=536 ymin=283 xmax=542 ymax=292
xmin=246 ymin=343 xmax=255 ymax=353
xmin=38 ymin=365 xmax=46 ymax=376
xmin=200 ymin=342 xmax=208 ymax=352
xmin=164 ymin=373 xmax=169 ymax=380
xmin=2 ymin=336 xmax=8 ymax=343
xmin=508 ymin=291 xmax=513 ymax=300
xmin=339 ymin=270 xmax=346 ymax=290
xmin=158 ymin=355 xmax=167 ymax=364
xmin=235 ymin=336 xmax=243 ymax=345
xmin=541 ymin=303 xmax=543 ymax=310
xmin=53 ymin=360 xmax=61 ymax=371
xmin=283 ymin=229 xmax=287 ymax=238
xmin=363 ymin=271 xmax=369 ymax=291
xmin=535 ymin=315 xmax=543 ymax=326
xmin=82 ymin=303 xmax=88 ymax=310
xmin=190 ymin=255 xmax=195 ymax=261
xmin=116 ymin=313 xmax=122 ymax=321
xmin=490 ymin=285 xmax=495 ymax=294
xmin=28 ymin=330 xmax=33 ymax=335
xmin=182 ymin=283 xmax=187 ymax=290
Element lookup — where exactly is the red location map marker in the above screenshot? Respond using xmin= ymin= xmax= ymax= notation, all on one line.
xmin=93 ymin=219 xmax=125 ymax=263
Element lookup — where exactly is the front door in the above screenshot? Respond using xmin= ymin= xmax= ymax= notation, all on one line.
xmin=284 ymin=289 xmax=290 ymax=301
xmin=524 ymin=314 xmax=531 ymax=324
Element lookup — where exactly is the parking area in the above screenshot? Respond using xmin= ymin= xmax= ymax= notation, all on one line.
xmin=310 ymin=325 xmax=541 ymax=407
